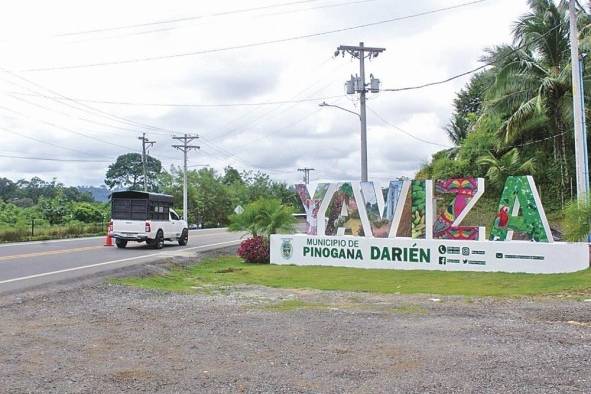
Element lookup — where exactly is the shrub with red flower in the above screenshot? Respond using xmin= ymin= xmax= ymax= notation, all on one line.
xmin=237 ymin=236 xmax=270 ymax=264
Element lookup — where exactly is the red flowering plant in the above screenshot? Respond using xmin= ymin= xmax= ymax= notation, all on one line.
xmin=229 ymin=198 xmax=296 ymax=264
xmin=237 ymin=236 xmax=270 ymax=263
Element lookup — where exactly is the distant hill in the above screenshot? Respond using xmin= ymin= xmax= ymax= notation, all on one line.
xmin=77 ymin=185 xmax=111 ymax=202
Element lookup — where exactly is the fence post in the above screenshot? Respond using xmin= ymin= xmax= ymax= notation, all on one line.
xmin=31 ymin=219 xmax=35 ymax=237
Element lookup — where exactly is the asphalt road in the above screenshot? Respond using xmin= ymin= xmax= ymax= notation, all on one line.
xmin=0 ymin=228 xmax=242 ymax=294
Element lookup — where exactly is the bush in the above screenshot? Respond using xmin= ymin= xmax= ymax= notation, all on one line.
xmin=72 ymin=202 xmax=105 ymax=223
xmin=562 ymin=199 xmax=591 ymax=242
xmin=229 ymin=197 xmax=296 ymax=238
xmin=237 ymin=236 xmax=270 ymax=263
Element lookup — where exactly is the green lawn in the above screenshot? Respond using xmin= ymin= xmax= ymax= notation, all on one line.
xmin=114 ymin=256 xmax=591 ymax=297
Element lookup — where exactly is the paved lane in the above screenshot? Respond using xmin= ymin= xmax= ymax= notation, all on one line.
xmin=0 ymin=228 xmax=242 ymax=293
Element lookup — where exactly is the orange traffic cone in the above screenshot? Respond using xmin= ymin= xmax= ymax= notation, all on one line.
xmin=104 ymin=221 xmax=113 ymax=246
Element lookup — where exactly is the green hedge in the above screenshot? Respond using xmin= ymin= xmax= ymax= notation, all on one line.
xmin=0 ymin=221 xmax=106 ymax=243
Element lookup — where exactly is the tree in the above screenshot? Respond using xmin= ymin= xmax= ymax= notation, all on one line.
xmin=221 ymin=166 xmax=244 ymax=185
xmin=476 ymin=148 xmax=536 ymax=190
xmin=105 ymin=153 xmax=162 ymax=191
xmin=72 ymin=202 xmax=105 ymax=223
xmin=445 ymin=71 xmax=494 ymax=145
xmin=38 ymin=196 xmax=70 ymax=225
xmin=483 ymin=0 xmax=574 ymax=183
xmin=189 ymin=168 xmax=232 ymax=227
xmin=0 ymin=177 xmax=17 ymax=201
xmin=445 ymin=114 xmax=470 ymax=145
xmin=229 ymin=198 xmax=296 ymax=238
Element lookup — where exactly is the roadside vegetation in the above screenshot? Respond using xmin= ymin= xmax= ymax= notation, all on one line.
xmin=0 ymin=177 xmax=109 ymax=242
xmin=114 ymin=256 xmax=591 ymax=298
xmin=229 ymin=197 xmax=297 ymax=263
xmin=0 ymin=162 xmax=299 ymax=242
xmin=105 ymin=153 xmax=300 ymax=228
xmin=160 ymin=165 xmax=300 ymax=228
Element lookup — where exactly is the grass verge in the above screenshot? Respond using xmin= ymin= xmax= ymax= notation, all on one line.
xmin=113 ymin=256 xmax=591 ymax=298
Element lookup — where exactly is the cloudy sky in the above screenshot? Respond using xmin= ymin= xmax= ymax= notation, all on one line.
xmin=0 ymin=0 xmax=530 ymax=187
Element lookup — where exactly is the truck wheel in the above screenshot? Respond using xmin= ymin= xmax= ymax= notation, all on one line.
xmin=152 ymin=230 xmax=164 ymax=249
xmin=178 ymin=229 xmax=188 ymax=246
xmin=115 ymin=239 xmax=127 ymax=249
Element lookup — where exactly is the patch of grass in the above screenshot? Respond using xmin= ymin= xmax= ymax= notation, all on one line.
xmin=0 ymin=222 xmax=105 ymax=243
xmin=261 ymin=299 xmax=330 ymax=312
xmin=114 ymin=256 xmax=591 ymax=297
xmin=390 ymin=304 xmax=428 ymax=315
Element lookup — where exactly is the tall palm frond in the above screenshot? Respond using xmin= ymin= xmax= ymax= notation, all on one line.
xmin=477 ymin=148 xmax=536 ymax=189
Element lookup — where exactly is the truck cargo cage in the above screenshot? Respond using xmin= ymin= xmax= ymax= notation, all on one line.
xmin=110 ymin=191 xmax=174 ymax=222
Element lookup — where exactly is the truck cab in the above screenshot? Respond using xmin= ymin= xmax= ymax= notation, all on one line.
xmin=110 ymin=191 xmax=188 ymax=249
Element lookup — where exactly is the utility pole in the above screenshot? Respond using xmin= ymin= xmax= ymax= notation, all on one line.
xmin=569 ymin=0 xmax=590 ymax=202
xmin=336 ymin=42 xmax=385 ymax=182
xmin=172 ymin=133 xmax=200 ymax=223
xmin=579 ymin=53 xmax=590 ymax=198
xmin=297 ymin=168 xmax=315 ymax=185
xmin=138 ymin=133 xmax=155 ymax=192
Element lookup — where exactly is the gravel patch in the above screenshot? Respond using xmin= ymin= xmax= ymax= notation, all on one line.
xmin=1 ymin=278 xmax=590 ymax=392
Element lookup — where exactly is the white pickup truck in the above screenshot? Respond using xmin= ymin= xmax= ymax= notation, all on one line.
xmin=109 ymin=191 xmax=188 ymax=249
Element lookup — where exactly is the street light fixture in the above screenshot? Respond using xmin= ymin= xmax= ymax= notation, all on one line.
xmin=318 ymin=101 xmax=360 ymax=118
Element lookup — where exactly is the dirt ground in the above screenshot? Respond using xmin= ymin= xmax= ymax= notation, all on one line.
xmin=1 ymin=264 xmax=591 ymax=393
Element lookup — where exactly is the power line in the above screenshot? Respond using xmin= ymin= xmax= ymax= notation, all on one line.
xmin=0 ymin=125 xmax=94 ymax=155
xmin=195 ymin=56 xmax=335 ymax=139
xmin=382 ymin=21 xmax=566 ymax=93
xmin=4 ymin=92 xmax=151 ymax=135
xmin=208 ymin=80 xmax=338 ymax=142
xmin=22 ymin=0 xmax=488 ymax=72
xmin=262 ymin=0 xmax=375 ymax=17
xmin=0 ymin=67 xmax=172 ymax=134
xmin=1 ymin=58 xmax=344 ymax=167
xmin=6 ymin=91 xmax=346 ymax=108
xmin=0 ymin=152 xmax=112 ymax=162
xmin=197 ymin=81 xmax=345 ymax=164
xmin=383 ymin=65 xmax=488 ymax=92
xmin=205 ymin=59 xmax=343 ymax=142
xmin=197 ymin=144 xmax=294 ymax=175
xmin=0 ymin=104 xmax=139 ymax=151
xmin=3 ymin=93 xmax=180 ymax=161
xmin=54 ymin=0 xmax=326 ymax=37
xmin=206 ymin=106 xmax=324 ymax=163
xmin=366 ymin=105 xmax=452 ymax=148
xmin=371 ymin=112 xmax=568 ymax=153
xmin=506 ymin=131 xmax=568 ymax=149
xmin=56 ymin=0 xmax=378 ymax=44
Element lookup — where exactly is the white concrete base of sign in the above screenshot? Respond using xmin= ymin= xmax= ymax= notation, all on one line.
xmin=270 ymin=234 xmax=589 ymax=274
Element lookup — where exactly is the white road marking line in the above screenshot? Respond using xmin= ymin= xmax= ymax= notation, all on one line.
xmin=0 ymin=228 xmax=229 ymax=248
xmin=0 ymin=239 xmax=241 ymax=285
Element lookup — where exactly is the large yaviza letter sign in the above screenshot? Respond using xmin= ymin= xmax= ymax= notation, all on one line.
xmin=272 ymin=176 xmax=589 ymax=273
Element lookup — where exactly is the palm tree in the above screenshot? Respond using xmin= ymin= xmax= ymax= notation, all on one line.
xmin=477 ymin=148 xmax=536 ymax=190
xmin=483 ymin=0 xmax=573 ymax=184
xmin=229 ymin=198 xmax=296 ymax=238
xmin=445 ymin=113 xmax=470 ymax=145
